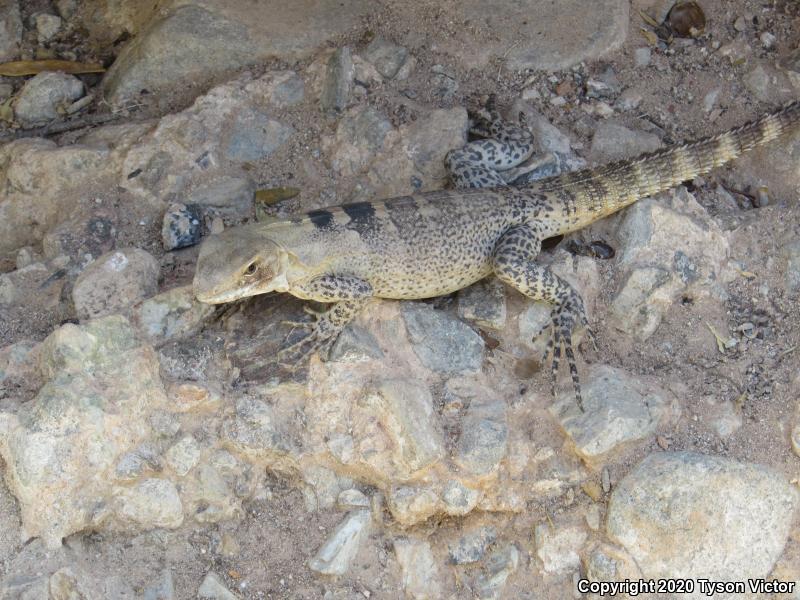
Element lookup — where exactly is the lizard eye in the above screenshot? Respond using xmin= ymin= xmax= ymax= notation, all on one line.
xmin=244 ymin=262 xmax=258 ymax=276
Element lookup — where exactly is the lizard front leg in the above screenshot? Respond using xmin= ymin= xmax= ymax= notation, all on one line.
xmin=278 ymin=275 xmax=372 ymax=367
xmin=492 ymin=225 xmax=593 ymax=411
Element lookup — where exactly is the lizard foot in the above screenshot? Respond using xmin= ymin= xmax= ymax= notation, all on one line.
xmin=276 ymin=308 xmax=345 ymax=368
xmin=536 ymin=293 xmax=591 ymax=412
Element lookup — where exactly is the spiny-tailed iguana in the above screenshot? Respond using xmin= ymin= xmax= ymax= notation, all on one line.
xmin=193 ymin=99 xmax=800 ymax=409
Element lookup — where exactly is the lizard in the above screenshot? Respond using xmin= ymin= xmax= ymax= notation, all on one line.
xmin=193 ymin=98 xmax=800 ymax=410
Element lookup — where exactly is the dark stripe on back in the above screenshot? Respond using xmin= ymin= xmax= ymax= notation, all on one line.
xmin=307 ymin=209 xmax=335 ymax=230
xmin=341 ymin=201 xmax=377 ymax=234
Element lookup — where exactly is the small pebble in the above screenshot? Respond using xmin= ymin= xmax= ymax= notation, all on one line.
xmin=35 ymin=13 xmax=62 ymax=43
xmin=733 ymin=16 xmax=747 ymax=32
xmin=162 ymin=203 xmax=203 ymax=250
xmin=601 ymin=467 xmax=611 ymax=493
xmin=759 ymin=32 xmax=776 ymax=50
xmin=634 ymin=47 xmax=651 ymax=67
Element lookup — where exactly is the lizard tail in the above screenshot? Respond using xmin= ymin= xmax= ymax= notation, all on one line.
xmin=537 ymin=99 xmax=800 ymax=234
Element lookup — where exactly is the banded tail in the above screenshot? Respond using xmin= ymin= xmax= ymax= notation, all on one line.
xmin=534 ymin=100 xmax=800 ymax=234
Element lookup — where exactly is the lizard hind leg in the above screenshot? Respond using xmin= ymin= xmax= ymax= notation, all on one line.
xmin=446 ymin=96 xmax=536 ymax=189
xmin=492 ymin=225 xmax=591 ymax=411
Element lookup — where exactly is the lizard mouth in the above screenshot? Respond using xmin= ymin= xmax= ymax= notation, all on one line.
xmin=194 ymin=271 xmax=290 ymax=304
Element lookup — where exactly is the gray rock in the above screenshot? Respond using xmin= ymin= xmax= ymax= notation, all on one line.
xmin=187 ymin=176 xmax=255 ymax=222
xmin=14 ymin=71 xmax=84 ymax=127
xmin=113 ymin=478 xmax=184 ymax=530
xmin=549 ymin=365 xmax=670 ymax=462
xmin=387 ymin=486 xmax=443 ymax=526
xmin=164 ymin=435 xmax=201 ymax=476
xmin=162 ymin=202 xmax=202 ymax=250
xmin=616 ymin=89 xmax=643 ymax=111
xmin=361 ymin=379 xmax=445 ymax=475
xmin=611 ymin=188 xmax=729 ymax=340
xmin=0 ymin=339 xmax=40 ymax=393
xmin=262 ymin=71 xmax=305 ymax=107
xmin=115 ymin=444 xmax=162 ymax=481
xmin=72 ymin=248 xmax=160 ymax=320
xmin=41 ymin=209 xmax=117 ymax=265
xmin=34 ymin=13 xmax=61 ymax=43
xmin=143 ymin=569 xmax=176 ymax=600
xmin=584 ymin=544 xmax=642 ymax=582
xmin=402 ymin=302 xmax=484 ymax=373
xmin=585 ymin=78 xmax=618 ymax=100
xmin=730 ymin=120 xmax=800 ymax=202
xmin=309 ymin=510 xmax=372 ymax=576
xmin=607 ymin=452 xmax=798 ymax=582
xmin=321 ymin=47 xmax=354 ymax=112
xmin=441 ymin=480 xmax=480 ymax=516
xmin=0 ymin=575 xmax=49 ymax=600
xmin=785 ymin=240 xmax=800 ymax=294
xmin=49 ymin=568 xmax=89 ymax=600
xmin=328 ymin=325 xmax=384 ymax=362
xmin=457 ymin=279 xmax=507 ymax=330
xmin=103 ymin=3 xmax=370 ymax=103
xmin=337 ymin=488 xmax=369 ymax=509
xmin=330 ymin=105 xmax=393 ymax=176
xmin=363 ymin=37 xmax=410 ymax=79
xmin=452 ymin=0 xmax=628 ymax=72
xmin=590 ymin=121 xmax=661 ymax=162
xmin=0 ymin=0 xmax=21 ymax=62
xmin=132 ymin=285 xmax=215 ymax=345
xmin=634 ymin=47 xmax=651 ymax=67
xmin=449 ymin=526 xmax=497 ymax=564
xmin=394 ymin=538 xmax=441 ymax=600
xmin=474 ymin=544 xmax=520 ymax=600
xmin=222 ymin=397 xmax=293 ymax=459
xmin=455 ymin=400 xmax=508 ymax=476
xmin=744 ymin=62 xmax=799 ymax=104
xmin=534 ymin=522 xmax=587 ymax=574
xmin=54 ymin=0 xmax=76 ymax=19
xmin=223 ymin=107 xmax=294 ymax=162
xmin=198 ymin=572 xmax=239 ymax=600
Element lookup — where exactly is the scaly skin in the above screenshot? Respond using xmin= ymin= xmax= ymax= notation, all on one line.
xmin=193 ymin=100 xmax=800 ymax=409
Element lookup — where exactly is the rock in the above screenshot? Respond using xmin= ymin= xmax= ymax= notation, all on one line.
xmin=743 ymin=62 xmax=799 ymax=104
xmin=113 ymin=478 xmax=183 ymax=530
xmin=430 ymin=65 xmax=458 ymax=100
xmin=785 ymin=240 xmax=800 ymax=294
xmin=103 ymin=2 xmax=370 ymax=103
xmin=0 ymin=0 xmax=21 ymax=61
xmin=54 ymin=0 xmax=76 ymax=19
xmin=363 ymin=37 xmax=410 ymax=79
xmin=162 ymin=202 xmax=202 ymax=250
xmin=449 ymin=526 xmax=497 ymax=565
xmin=250 ymin=70 xmax=305 ymax=108
xmin=329 ymin=105 xmax=393 ymax=176
xmin=49 ymin=567 xmax=89 ymax=600
xmin=41 ymin=209 xmax=117 ymax=266
xmin=321 ymin=47 xmax=354 ymax=112
xmin=328 ymin=325 xmax=384 ymax=362
xmin=337 ymin=488 xmax=369 ymax=509
xmin=449 ymin=0 xmax=628 ymax=71
xmin=474 ymin=544 xmax=520 ymax=600
xmin=0 ymin=339 xmax=40 ymax=394
xmin=143 ymin=569 xmax=176 ymax=600
xmin=394 ymin=537 xmax=441 ymax=600
xmin=730 ymin=123 xmax=800 ymax=202
xmin=13 ymin=71 xmax=84 ymax=127
xmin=634 ymin=47 xmax=651 ymax=67
xmin=455 ymin=400 xmax=508 ymax=476
xmin=457 ymin=279 xmax=507 ymax=330
xmin=198 ymin=572 xmax=239 ymax=600
xmin=72 ymin=248 xmax=160 ymax=320
xmin=584 ymin=543 xmax=642 ymax=582
xmin=308 ymin=510 xmax=372 ymax=575
xmin=359 ymin=379 xmax=445 ymax=476
xmin=0 ymin=575 xmax=49 ymax=600
xmin=733 ymin=15 xmax=747 ymax=31
xmin=186 ymin=176 xmax=255 ymax=222
xmin=441 ymin=480 xmax=480 ymax=516
xmin=611 ymin=187 xmax=729 ymax=340
xmin=607 ymin=452 xmax=798 ymax=582
xmin=616 ymin=89 xmax=643 ymax=111
xmin=222 ymin=397 xmax=294 ymax=460
xmin=550 ymin=365 xmax=670 ymax=462
xmin=534 ymin=522 xmax=587 ymax=574
xmin=590 ymin=121 xmax=661 ymax=163
xmin=132 ymin=285 xmax=215 ymax=345
xmin=402 ymin=303 xmax=484 ymax=373
xmin=34 ymin=13 xmax=61 ymax=43
xmin=164 ymin=436 xmax=201 ymax=476
xmin=0 ymin=316 xmax=171 ymax=546
xmin=223 ymin=107 xmax=294 ymax=163
xmin=387 ymin=486 xmax=443 ymax=526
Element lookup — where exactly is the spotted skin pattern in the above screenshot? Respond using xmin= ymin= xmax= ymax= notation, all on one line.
xmin=193 ymin=100 xmax=800 ymax=408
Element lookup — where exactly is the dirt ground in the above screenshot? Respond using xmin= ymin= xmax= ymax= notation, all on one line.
xmin=1 ymin=0 xmax=799 ymax=598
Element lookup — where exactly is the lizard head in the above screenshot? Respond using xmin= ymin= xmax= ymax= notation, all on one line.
xmin=193 ymin=224 xmax=290 ymax=304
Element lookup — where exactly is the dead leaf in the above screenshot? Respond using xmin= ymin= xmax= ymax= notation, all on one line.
xmin=639 ymin=9 xmax=661 ymax=27
xmin=0 ymin=59 xmax=105 ymax=77
xmin=255 ymin=187 xmax=300 ymax=206
xmin=640 ymin=28 xmax=660 ymax=46
xmin=0 ymin=98 xmax=13 ymax=123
